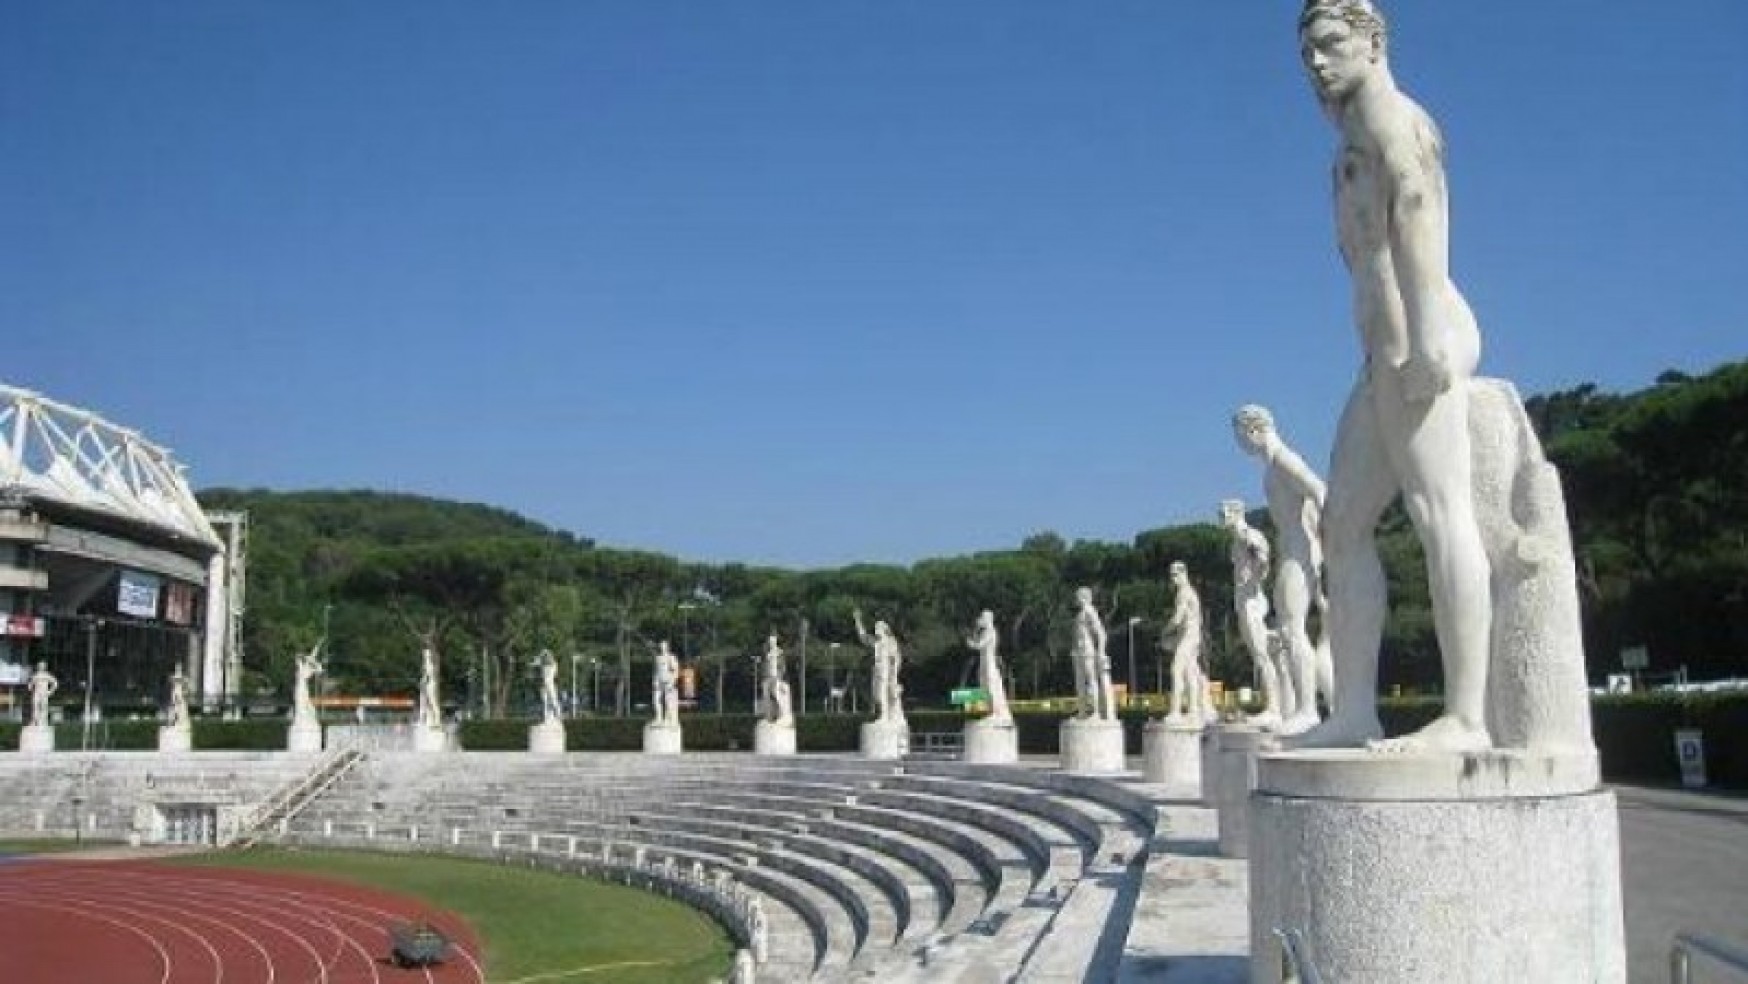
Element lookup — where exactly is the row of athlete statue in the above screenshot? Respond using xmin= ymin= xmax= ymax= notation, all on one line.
xmin=20 ymin=661 xmax=191 ymax=731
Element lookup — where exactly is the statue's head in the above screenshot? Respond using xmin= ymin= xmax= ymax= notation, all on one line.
xmin=1169 ymin=561 xmax=1189 ymax=583
xmin=977 ymin=610 xmax=994 ymax=629
xmin=874 ymin=620 xmax=890 ymax=638
xmin=1299 ymin=0 xmax=1388 ymax=105
xmin=1074 ymin=586 xmax=1093 ymax=607
xmin=1232 ymin=404 xmax=1276 ymax=455
xmin=1219 ymin=499 xmax=1247 ymax=528
xmin=35 ymin=661 xmax=46 ymax=672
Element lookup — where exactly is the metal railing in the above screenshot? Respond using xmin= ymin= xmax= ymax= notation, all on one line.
xmin=1672 ymin=933 xmax=1748 ymax=984
xmin=1274 ymin=927 xmax=1323 ymax=984
xmin=227 ymin=743 xmax=365 ymax=847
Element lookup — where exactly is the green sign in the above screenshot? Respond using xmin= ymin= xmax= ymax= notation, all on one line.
xmin=949 ymin=687 xmax=989 ymax=706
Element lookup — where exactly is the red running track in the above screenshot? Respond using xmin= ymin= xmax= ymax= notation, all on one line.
xmin=0 ymin=858 xmax=485 ymax=984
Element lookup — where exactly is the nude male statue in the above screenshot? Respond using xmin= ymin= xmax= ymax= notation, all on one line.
xmin=293 ymin=642 xmax=325 ymax=725
xmin=27 ymin=661 xmax=57 ymax=726
xmin=417 ymin=647 xmax=441 ymax=728
xmin=1221 ymin=500 xmax=1291 ymax=726
xmin=166 ymin=666 xmax=190 ymax=729
xmin=651 ymin=641 xmax=680 ymax=725
xmin=853 ymin=610 xmax=905 ymax=725
xmin=1293 ymin=0 xmax=1493 ymax=752
xmin=1234 ymin=405 xmax=1334 ymax=733
xmin=538 ymin=649 xmax=563 ymax=723
xmin=965 ymin=610 xmax=1012 ymax=725
xmin=1162 ymin=562 xmax=1214 ymax=723
xmin=761 ymin=634 xmax=787 ymax=722
xmin=1071 ymin=587 xmax=1117 ymax=721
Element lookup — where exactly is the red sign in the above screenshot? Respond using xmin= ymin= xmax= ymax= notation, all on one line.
xmin=2 ymin=616 xmax=44 ymax=638
xmin=165 ymin=582 xmax=194 ymax=625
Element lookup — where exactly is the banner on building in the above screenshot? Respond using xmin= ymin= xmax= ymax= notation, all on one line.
xmin=118 ymin=570 xmax=163 ymax=618
xmin=1 ymin=615 xmax=45 ymax=638
xmin=164 ymin=582 xmax=195 ymax=625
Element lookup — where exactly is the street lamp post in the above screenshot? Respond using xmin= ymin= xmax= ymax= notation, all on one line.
xmin=1127 ymin=617 xmax=1142 ymax=709
xmin=569 ymin=650 xmax=580 ymax=718
xmin=589 ymin=656 xmax=600 ymax=713
xmin=798 ymin=617 xmax=809 ymax=720
xmin=827 ymin=642 xmax=840 ymax=714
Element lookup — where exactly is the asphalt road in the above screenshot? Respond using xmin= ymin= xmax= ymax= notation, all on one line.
xmin=1617 ymin=784 xmax=1748 ymax=983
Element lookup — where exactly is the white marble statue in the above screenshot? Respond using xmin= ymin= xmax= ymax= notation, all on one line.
xmin=1234 ymin=405 xmax=1334 ymax=733
xmin=1162 ymin=563 xmax=1214 ymax=723
xmin=416 ymin=647 xmax=441 ymax=728
xmin=537 ymin=649 xmax=563 ymax=724
xmin=166 ymin=666 xmax=190 ymax=729
xmin=1071 ymin=587 xmax=1118 ymax=721
xmin=1221 ymin=500 xmax=1291 ymax=726
xmin=853 ymin=610 xmax=905 ymax=725
xmin=1292 ymin=0 xmax=1593 ymax=754
xmin=965 ymin=610 xmax=1012 ymax=725
xmin=651 ymin=640 xmax=680 ymax=725
xmin=292 ymin=642 xmax=324 ymax=726
xmin=761 ymin=634 xmax=789 ymax=723
xmin=27 ymin=661 xmax=57 ymax=726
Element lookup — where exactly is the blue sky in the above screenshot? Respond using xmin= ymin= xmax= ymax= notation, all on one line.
xmin=6 ymin=2 xmax=1745 ymax=569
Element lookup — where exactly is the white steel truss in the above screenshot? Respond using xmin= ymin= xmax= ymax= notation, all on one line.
xmin=0 ymin=383 xmax=220 ymax=549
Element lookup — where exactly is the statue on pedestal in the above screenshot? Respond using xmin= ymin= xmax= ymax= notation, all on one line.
xmin=1234 ymin=405 xmax=1334 ymax=733
xmin=1292 ymin=0 xmax=1592 ymax=754
xmin=27 ymin=662 xmax=57 ymax=726
xmin=1162 ymin=563 xmax=1214 ymax=723
xmin=1071 ymin=587 xmax=1117 ymax=721
xmin=965 ymin=610 xmax=1011 ymax=724
xmin=853 ymin=610 xmax=905 ymax=725
xmin=1221 ymin=500 xmax=1291 ymax=726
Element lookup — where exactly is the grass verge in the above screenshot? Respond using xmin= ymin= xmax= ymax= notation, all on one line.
xmin=173 ymin=847 xmax=733 ymax=983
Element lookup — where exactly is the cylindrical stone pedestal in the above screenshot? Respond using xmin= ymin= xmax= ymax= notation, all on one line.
xmin=1059 ymin=717 xmax=1125 ymax=774
xmin=643 ymin=722 xmax=683 ymax=755
xmin=860 ymin=720 xmax=906 ymax=760
xmin=754 ymin=720 xmax=797 ymax=756
xmin=1142 ymin=719 xmax=1204 ymax=790
xmin=1249 ymin=749 xmax=1623 ymax=984
xmin=19 ymin=724 xmax=54 ymax=754
xmin=411 ymin=725 xmax=449 ymax=753
xmin=963 ymin=718 xmax=1018 ymax=764
xmin=528 ymin=720 xmax=565 ymax=754
xmin=1213 ymin=724 xmax=1270 ymax=858
xmin=287 ymin=721 xmax=323 ymax=753
xmin=158 ymin=726 xmax=191 ymax=753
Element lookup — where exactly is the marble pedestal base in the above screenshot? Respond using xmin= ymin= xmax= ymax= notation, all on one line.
xmin=1058 ymin=717 xmax=1125 ymax=774
xmin=158 ymin=726 xmax=191 ymax=753
xmin=529 ymin=720 xmax=565 ymax=754
xmin=19 ymin=724 xmax=54 ymax=754
xmin=1142 ymin=719 xmax=1204 ymax=789
xmin=643 ymin=722 xmax=683 ymax=755
xmin=1213 ymin=724 xmax=1270 ymax=858
xmin=411 ymin=725 xmax=449 ymax=754
xmin=754 ymin=720 xmax=797 ymax=756
xmin=963 ymin=718 xmax=1018 ymax=764
xmin=1249 ymin=749 xmax=1623 ymax=984
xmin=286 ymin=721 xmax=324 ymax=754
xmin=860 ymin=720 xmax=906 ymax=760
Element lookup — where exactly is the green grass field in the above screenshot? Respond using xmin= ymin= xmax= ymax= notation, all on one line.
xmin=175 ymin=848 xmax=734 ymax=983
xmin=0 ymin=838 xmax=119 ymax=854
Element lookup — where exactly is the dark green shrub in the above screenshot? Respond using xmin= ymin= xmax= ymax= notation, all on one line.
xmin=193 ymin=719 xmax=289 ymax=750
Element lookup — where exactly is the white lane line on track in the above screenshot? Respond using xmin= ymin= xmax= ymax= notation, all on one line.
xmin=5 ymin=865 xmax=484 ymax=984
xmin=0 ymin=898 xmax=174 ymax=984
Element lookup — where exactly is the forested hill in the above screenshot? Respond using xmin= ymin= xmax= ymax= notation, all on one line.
xmin=197 ymin=359 xmax=1748 ymax=712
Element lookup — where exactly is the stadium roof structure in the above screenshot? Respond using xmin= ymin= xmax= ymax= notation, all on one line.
xmin=0 ymin=383 xmax=221 ymax=552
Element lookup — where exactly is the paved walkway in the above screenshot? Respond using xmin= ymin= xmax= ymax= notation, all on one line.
xmin=1616 ymin=784 xmax=1748 ymax=983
